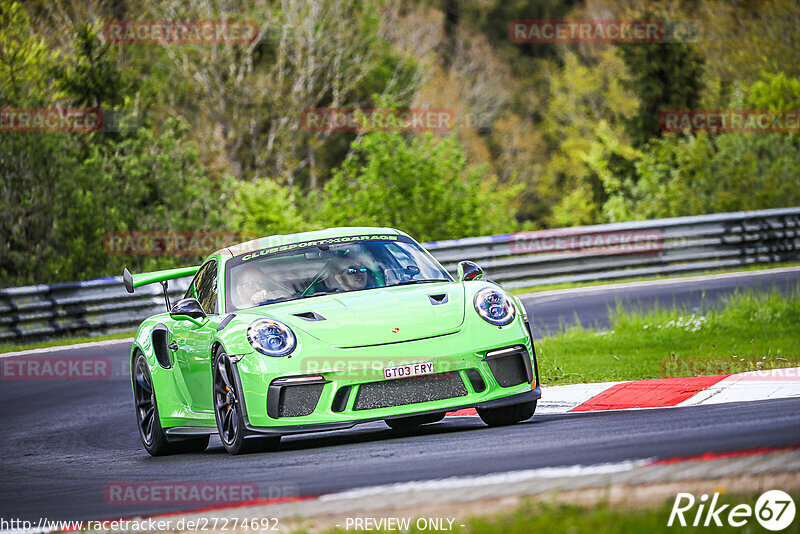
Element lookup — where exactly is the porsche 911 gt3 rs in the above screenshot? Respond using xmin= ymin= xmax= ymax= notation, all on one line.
xmin=124 ymin=227 xmax=541 ymax=455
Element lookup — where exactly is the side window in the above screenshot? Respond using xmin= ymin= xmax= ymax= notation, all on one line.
xmin=186 ymin=261 xmax=218 ymax=315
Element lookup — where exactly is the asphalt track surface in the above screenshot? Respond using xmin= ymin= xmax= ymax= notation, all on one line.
xmin=1 ymin=269 xmax=799 ymax=521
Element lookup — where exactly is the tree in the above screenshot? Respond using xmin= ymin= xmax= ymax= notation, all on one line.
xmin=228 ymin=178 xmax=308 ymax=238
xmin=616 ymin=40 xmax=705 ymax=147
xmin=536 ymin=49 xmax=640 ymax=227
xmin=0 ymin=1 xmax=74 ymax=285
xmin=147 ymin=0 xmax=419 ymax=192
xmin=604 ymin=73 xmax=800 ymax=221
xmin=0 ymin=15 xmax=231 ymax=286
xmin=318 ymin=131 xmax=519 ymax=242
xmin=52 ymin=23 xmax=127 ymax=110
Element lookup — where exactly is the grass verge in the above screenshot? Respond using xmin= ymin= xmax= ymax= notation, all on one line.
xmin=0 ymin=330 xmax=135 ymax=354
xmin=536 ymin=285 xmax=800 ymax=385
xmin=460 ymin=494 xmax=798 ymax=534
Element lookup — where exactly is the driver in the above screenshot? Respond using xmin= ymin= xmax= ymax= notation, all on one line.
xmin=330 ymin=257 xmax=372 ymax=292
xmin=234 ymin=265 xmax=290 ymax=307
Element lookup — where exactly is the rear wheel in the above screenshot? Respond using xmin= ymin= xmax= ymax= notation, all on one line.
xmin=385 ymin=412 xmax=445 ymax=430
xmin=133 ymin=353 xmax=208 ymax=456
xmin=213 ymin=348 xmax=280 ymax=455
xmin=477 ymin=400 xmax=537 ymax=427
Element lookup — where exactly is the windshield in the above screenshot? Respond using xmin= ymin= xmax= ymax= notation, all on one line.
xmin=225 ymin=235 xmax=452 ymax=311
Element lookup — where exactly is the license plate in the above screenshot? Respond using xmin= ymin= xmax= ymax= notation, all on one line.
xmin=383 ymin=361 xmax=435 ymax=380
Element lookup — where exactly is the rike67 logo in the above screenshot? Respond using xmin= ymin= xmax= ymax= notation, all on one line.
xmin=669 ymin=490 xmax=796 ymax=530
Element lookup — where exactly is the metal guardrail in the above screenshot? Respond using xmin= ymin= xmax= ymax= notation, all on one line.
xmin=426 ymin=207 xmax=800 ymax=288
xmin=0 ymin=276 xmax=191 ymax=343
xmin=2 ymin=207 xmax=799 ymax=344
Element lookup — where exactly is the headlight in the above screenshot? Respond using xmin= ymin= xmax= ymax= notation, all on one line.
xmin=247 ymin=319 xmax=297 ymax=357
xmin=474 ymin=288 xmax=516 ymax=326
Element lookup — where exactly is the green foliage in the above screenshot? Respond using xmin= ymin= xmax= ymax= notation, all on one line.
xmin=697 ymin=0 xmax=800 ymax=84
xmin=748 ymin=71 xmax=800 ymax=110
xmin=51 ymin=23 xmax=128 ymax=109
xmin=605 ymin=72 xmax=800 ymax=221
xmin=0 ymin=130 xmax=79 ymax=284
xmin=607 ymin=131 xmax=800 ymax=221
xmin=537 ymin=50 xmax=640 ymax=226
xmin=319 ymin=131 xmax=519 ymax=242
xmin=616 ymin=41 xmax=706 ymax=147
xmin=460 ymin=0 xmax=579 ymax=60
xmin=0 ymin=2 xmax=76 ymax=283
xmin=228 ymin=178 xmax=308 ymax=237
xmin=0 ymin=1 xmax=59 ymax=106
xmin=4 ymin=0 xmax=800 ymax=287
xmin=71 ymin=118 xmax=231 ymax=279
xmin=0 ymin=15 xmax=230 ymax=286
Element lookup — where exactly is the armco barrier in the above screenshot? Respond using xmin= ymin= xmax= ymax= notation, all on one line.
xmin=1 ymin=207 xmax=799 ymax=344
xmin=0 ymin=277 xmax=191 ymax=344
xmin=425 ymin=207 xmax=800 ymax=288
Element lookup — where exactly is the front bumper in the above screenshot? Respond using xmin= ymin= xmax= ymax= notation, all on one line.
xmin=233 ymin=320 xmax=541 ymax=434
xmin=242 ymin=388 xmax=541 ymax=436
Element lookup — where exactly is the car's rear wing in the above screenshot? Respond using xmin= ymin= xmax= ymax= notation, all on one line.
xmin=123 ymin=265 xmax=200 ymax=311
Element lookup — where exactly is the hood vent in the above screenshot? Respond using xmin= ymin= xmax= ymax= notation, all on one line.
xmin=292 ymin=311 xmax=326 ymax=321
xmin=428 ymin=293 xmax=448 ymax=305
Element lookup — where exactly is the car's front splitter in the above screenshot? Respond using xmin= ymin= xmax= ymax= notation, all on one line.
xmin=241 ymin=386 xmax=542 ymax=437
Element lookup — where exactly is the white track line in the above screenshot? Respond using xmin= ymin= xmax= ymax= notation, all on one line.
xmin=0 ymin=337 xmax=133 ymax=358
xmin=536 ymin=382 xmax=624 ymax=413
xmin=518 ymin=265 xmax=800 ymax=302
xmin=318 ymin=459 xmax=650 ymax=502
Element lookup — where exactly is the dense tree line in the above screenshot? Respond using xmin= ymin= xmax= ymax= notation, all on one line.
xmin=1 ymin=0 xmax=799 ymax=286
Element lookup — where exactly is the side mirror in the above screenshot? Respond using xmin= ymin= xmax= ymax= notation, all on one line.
xmin=457 ymin=261 xmax=483 ymax=282
xmin=170 ymin=297 xmax=207 ymax=326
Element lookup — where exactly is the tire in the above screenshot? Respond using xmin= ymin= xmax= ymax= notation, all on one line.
xmin=133 ymin=352 xmax=209 ymax=456
xmin=213 ymin=347 xmax=280 ymax=455
xmin=477 ymin=400 xmax=537 ymax=427
xmin=385 ymin=412 xmax=445 ymax=430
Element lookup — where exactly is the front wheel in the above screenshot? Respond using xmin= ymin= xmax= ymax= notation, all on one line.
xmin=213 ymin=348 xmax=280 ymax=455
xmin=477 ymin=400 xmax=537 ymax=427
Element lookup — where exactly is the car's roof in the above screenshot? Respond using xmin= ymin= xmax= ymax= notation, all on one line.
xmin=222 ymin=226 xmax=405 ymax=258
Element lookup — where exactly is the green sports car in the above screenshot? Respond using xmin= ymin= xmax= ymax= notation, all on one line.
xmin=124 ymin=227 xmax=541 ymax=455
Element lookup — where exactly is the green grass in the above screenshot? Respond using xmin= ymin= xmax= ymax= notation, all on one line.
xmin=315 ymin=491 xmax=800 ymax=534
xmin=0 ymin=330 xmax=135 ymax=354
xmin=536 ymin=286 xmax=800 ymax=385
xmin=461 ymin=494 xmax=800 ymax=534
xmin=511 ymin=262 xmax=800 ymax=295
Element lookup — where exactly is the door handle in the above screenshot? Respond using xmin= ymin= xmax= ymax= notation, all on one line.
xmin=168 ymin=342 xmax=179 ymax=351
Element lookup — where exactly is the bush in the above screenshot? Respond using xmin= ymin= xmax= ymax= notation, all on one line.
xmin=604 ymin=72 xmax=800 ymax=221
xmin=317 ymin=130 xmax=519 ymax=242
